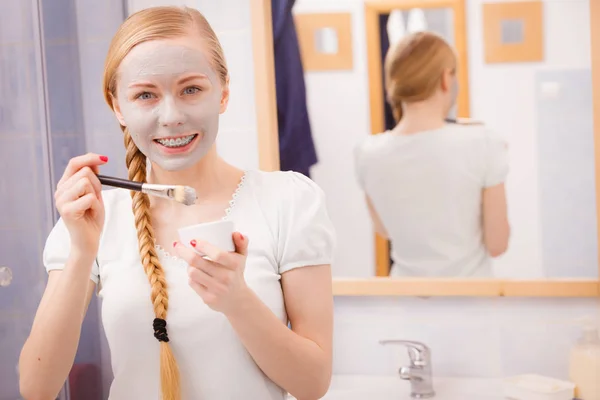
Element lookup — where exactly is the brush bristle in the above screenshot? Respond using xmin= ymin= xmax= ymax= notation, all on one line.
xmin=173 ymin=186 xmax=197 ymax=206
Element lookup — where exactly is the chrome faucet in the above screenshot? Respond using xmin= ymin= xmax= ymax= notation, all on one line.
xmin=379 ymin=340 xmax=436 ymax=398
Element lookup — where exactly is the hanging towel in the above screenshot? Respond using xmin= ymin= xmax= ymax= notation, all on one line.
xmin=271 ymin=0 xmax=318 ymax=178
xmin=379 ymin=13 xmax=397 ymax=130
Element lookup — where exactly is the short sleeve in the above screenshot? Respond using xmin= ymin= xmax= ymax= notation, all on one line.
xmin=277 ymin=173 xmax=336 ymax=274
xmin=483 ymin=131 xmax=509 ymax=188
xmin=43 ymin=217 xmax=99 ymax=284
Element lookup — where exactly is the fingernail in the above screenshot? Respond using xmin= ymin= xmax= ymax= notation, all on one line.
xmin=99 ymin=155 xmax=108 ymax=162
xmin=190 ymin=240 xmax=197 ymax=247
xmin=172 ymin=241 xmax=178 ymax=248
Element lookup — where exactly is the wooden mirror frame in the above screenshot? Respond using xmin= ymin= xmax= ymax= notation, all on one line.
xmin=253 ymin=0 xmax=600 ymax=297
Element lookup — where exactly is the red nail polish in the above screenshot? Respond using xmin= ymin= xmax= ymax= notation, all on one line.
xmin=190 ymin=240 xmax=197 ymax=247
xmin=172 ymin=241 xmax=177 ymax=248
xmin=99 ymin=155 xmax=108 ymax=162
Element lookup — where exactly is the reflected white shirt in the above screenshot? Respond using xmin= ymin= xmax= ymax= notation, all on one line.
xmin=43 ymin=170 xmax=335 ymax=400
xmin=355 ymin=124 xmax=508 ymax=277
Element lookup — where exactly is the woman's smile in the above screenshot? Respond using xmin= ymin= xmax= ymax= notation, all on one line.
xmin=153 ymin=133 xmax=201 ymax=154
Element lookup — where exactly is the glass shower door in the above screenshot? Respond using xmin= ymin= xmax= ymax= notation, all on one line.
xmin=1 ymin=0 xmax=125 ymax=398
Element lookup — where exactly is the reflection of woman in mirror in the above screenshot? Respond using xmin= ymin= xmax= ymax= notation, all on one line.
xmin=19 ymin=7 xmax=335 ymax=400
xmin=355 ymin=32 xmax=510 ymax=277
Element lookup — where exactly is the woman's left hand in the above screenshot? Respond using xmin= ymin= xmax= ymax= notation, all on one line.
xmin=173 ymin=232 xmax=250 ymax=315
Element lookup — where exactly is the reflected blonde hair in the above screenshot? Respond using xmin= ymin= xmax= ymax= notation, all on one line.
xmin=102 ymin=6 xmax=228 ymax=400
xmin=384 ymin=31 xmax=456 ymax=121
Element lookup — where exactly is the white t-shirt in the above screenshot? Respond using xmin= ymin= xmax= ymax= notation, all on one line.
xmin=355 ymin=124 xmax=508 ymax=277
xmin=43 ymin=170 xmax=335 ymax=400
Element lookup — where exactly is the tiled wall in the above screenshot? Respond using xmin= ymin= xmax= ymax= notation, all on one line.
xmin=43 ymin=0 xmax=136 ymax=184
xmin=74 ymin=0 xmax=128 ymax=179
xmin=333 ymin=296 xmax=600 ymax=380
xmin=198 ymin=1 xmax=260 ymax=170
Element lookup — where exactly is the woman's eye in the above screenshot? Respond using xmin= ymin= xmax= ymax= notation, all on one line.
xmin=136 ymin=92 xmax=155 ymax=100
xmin=183 ymin=86 xmax=201 ymax=95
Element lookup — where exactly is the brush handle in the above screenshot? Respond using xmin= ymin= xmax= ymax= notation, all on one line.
xmin=97 ymin=175 xmax=143 ymax=192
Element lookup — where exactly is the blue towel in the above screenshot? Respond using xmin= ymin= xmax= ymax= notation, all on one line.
xmin=379 ymin=14 xmax=397 ymax=130
xmin=271 ymin=0 xmax=318 ymax=178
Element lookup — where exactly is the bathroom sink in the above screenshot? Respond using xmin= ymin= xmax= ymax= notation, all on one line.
xmin=288 ymin=375 xmax=504 ymax=400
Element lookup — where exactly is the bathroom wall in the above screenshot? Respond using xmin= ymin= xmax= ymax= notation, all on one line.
xmin=293 ymin=0 xmax=373 ymax=278
xmin=294 ymin=0 xmax=594 ymax=279
xmin=333 ymin=296 xmax=600 ymax=380
xmin=294 ymin=0 xmax=600 ymax=383
xmin=73 ymin=0 xmax=129 ymax=180
xmin=465 ymin=0 xmax=595 ymax=279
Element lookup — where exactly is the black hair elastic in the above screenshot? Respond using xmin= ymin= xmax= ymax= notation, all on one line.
xmin=153 ymin=318 xmax=170 ymax=342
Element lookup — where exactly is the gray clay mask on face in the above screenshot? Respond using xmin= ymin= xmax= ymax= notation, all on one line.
xmin=116 ymin=42 xmax=223 ymax=171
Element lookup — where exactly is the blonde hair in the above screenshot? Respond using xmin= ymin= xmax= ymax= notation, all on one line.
xmin=384 ymin=31 xmax=456 ymax=122
xmin=102 ymin=7 xmax=228 ymax=400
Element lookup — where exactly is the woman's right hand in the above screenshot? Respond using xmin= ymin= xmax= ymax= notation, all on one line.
xmin=54 ymin=153 xmax=108 ymax=258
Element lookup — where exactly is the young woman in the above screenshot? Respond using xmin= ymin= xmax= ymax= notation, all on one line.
xmin=355 ymin=32 xmax=510 ymax=278
xmin=19 ymin=6 xmax=335 ymax=400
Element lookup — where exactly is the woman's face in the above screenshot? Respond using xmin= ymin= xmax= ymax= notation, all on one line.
xmin=113 ymin=36 xmax=228 ymax=171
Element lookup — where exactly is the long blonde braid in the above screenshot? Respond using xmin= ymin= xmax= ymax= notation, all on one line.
xmin=123 ymin=127 xmax=181 ymax=400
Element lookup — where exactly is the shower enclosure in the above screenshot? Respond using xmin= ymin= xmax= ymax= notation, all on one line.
xmin=0 ymin=0 xmax=128 ymax=398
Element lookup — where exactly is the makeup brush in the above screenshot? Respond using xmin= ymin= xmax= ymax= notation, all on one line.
xmin=97 ymin=175 xmax=197 ymax=206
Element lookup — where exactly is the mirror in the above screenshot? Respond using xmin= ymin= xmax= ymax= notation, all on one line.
xmin=292 ymin=0 xmax=600 ymax=282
